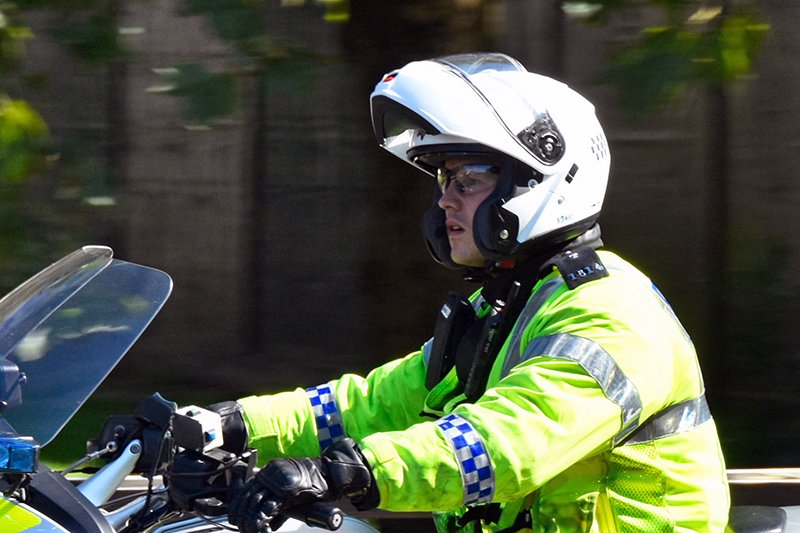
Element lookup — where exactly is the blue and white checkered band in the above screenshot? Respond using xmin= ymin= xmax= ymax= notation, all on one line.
xmin=306 ymin=383 xmax=346 ymax=451
xmin=435 ymin=413 xmax=495 ymax=505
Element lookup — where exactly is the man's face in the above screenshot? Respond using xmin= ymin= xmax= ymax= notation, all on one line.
xmin=436 ymin=157 xmax=501 ymax=267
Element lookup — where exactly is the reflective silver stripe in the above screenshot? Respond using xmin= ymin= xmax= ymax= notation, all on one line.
xmin=435 ymin=413 xmax=495 ymax=505
xmin=306 ymin=382 xmax=346 ymax=450
xmin=504 ymin=333 xmax=643 ymax=445
xmin=502 ymin=276 xmax=566 ymax=376
xmin=622 ymin=395 xmax=711 ymax=445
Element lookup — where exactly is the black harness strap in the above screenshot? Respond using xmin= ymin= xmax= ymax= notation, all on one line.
xmin=427 ymin=246 xmax=608 ymax=402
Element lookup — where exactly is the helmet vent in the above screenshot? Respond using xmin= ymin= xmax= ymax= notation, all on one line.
xmin=590 ymin=134 xmax=609 ymax=160
xmin=565 ymin=164 xmax=579 ymax=183
xmin=517 ymin=113 xmax=564 ymax=165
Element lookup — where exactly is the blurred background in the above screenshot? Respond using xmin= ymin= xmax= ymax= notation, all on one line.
xmin=1 ymin=0 xmax=798 ymax=484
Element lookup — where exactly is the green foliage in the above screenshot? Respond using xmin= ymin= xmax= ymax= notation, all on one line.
xmin=0 ymin=1 xmax=120 ymax=287
xmin=259 ymin=45 xmax=333 ymax=93
xmin=574 ymin=2 xmax=769 ymax=118
xmin=0 ymin=97 xmax=50 ymax=183
xmin=562 ymin=0 xmax=630 ymax=23
xmin=714 ymin=8 xmax=769 ymax=80
xmin=604 ymin=27 xmax=695 ymax=114
xmin=52 ymin=10 xmax=127 ymax=65
xmin=148 ymin=0 xmax=343 ymax=126
xmin=150 ymin=64 xmax=239 ymax=125
xmin=0 ymin=0 xmax=127 ymax=197
xmin=0 ymin=4 xmax=35 ymax=78
xmin=149 ymin=45 xmax=330 ymax=125
xmin=183 ymin=0 xmax=267 ymax=50
xmin=3 ymin=0 xmax=127 ymax=68
xmin=319 ymin=0 xmax=350 ymax=22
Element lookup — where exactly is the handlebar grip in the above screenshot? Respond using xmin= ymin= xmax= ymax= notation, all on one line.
xmin=284 ymin=502 xmax=344 ymax=530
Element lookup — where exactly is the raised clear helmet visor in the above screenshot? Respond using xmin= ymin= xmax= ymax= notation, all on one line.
xmin=433 ymin=53 xmax=526 ymax=75
xmin=371 ymin=53 xmax=526 ymax=146
xmin=370 ymin=52 xmax=552 ymax=174
xmin=0 ymin=246 xmax=172 ymax=446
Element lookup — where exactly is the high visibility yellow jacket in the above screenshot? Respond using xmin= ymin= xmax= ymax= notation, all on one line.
xmin=238 ymin=250 xmax=730 ymax=532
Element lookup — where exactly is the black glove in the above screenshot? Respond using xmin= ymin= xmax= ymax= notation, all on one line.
xmin=228 ymin=438 xmax=378 ymax=533
xmin=206 ymin=400 xmax=249 ymax=454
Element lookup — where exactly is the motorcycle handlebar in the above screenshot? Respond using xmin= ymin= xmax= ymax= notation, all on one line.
xmin=93 ymin=395 xmax=348 ymax=532
xmin=282 ymin=502 xmax=344 ymax=531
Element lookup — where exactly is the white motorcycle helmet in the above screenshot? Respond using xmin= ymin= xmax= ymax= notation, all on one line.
xmin=370 ymin=52 xmax=611 ymax=268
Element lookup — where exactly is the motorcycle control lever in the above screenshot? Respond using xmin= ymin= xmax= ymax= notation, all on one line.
xmin=62 ymin=440 xmax=118 ymax=475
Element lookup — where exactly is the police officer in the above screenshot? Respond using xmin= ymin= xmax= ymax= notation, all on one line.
xmin=221 ymin=53 xmax=730 ymax=532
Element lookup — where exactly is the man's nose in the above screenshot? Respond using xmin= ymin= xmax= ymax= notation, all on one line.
xmin=438 ymin=184 xmax=461 ymax=210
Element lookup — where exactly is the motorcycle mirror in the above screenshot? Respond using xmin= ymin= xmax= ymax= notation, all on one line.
xmin=0 ymin=359 xmax=24 ymax=412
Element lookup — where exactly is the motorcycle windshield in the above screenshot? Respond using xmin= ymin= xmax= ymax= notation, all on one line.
xmin=0 ymin=247 xmax=172 ymax=446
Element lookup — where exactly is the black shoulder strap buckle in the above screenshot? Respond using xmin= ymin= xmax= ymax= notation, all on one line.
xmin=547 ymin=247 xmax=608 ymax=290
xmin=456 ymin=503 xmax=503 ymax=529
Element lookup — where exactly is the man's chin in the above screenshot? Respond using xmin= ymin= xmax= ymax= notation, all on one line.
xmin=450 ymin=253 xmax=485 ymax=268
xmin=448 ymin=238 xmax=485 ymax=268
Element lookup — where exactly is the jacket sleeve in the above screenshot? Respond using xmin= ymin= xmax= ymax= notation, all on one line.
xmin=237 ymin=348 xmax=431 ymax=463
xmin=357 ymin=358 xmax=625 ymax=511
xmin=243 ymin=264 xmax=690 ymax=513
xmin=358 ymin=270 xmax=689 ymax=511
